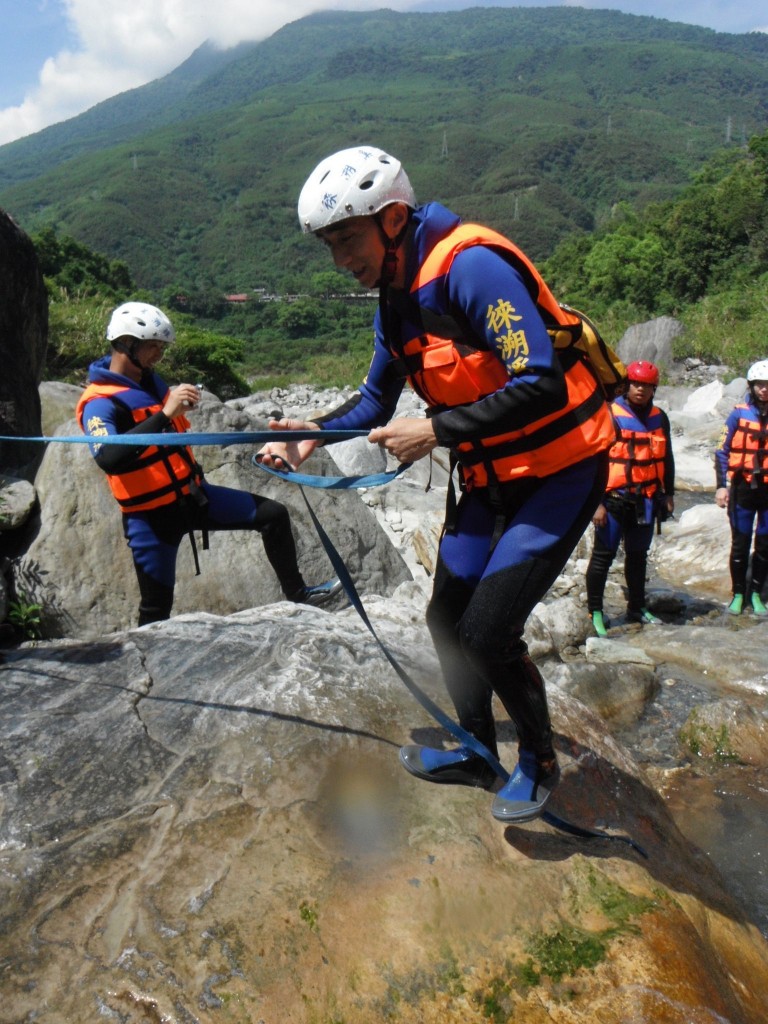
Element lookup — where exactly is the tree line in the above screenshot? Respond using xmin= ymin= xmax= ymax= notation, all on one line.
xmin=35 ymin=128 xmax=768 ymax=395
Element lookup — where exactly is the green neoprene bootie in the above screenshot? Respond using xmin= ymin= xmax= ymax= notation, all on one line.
xmin=591 ymin=610 xmax=609 ymax=637
xmin=626 ymin=608 xmax=662 ymax=625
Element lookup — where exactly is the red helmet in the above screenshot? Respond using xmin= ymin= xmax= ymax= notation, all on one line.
xmin=626 ymin=360 xmax=659 ymax=385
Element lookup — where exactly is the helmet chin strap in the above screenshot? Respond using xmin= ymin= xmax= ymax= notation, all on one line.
xmin=114 ymin=337 xmax=145 ymax=371
xmin=375 ymin=212 xmax=410 ymax=288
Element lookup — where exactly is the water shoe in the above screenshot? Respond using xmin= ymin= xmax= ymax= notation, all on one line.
xmin=399 ymin=744 xmax=497 ymax=789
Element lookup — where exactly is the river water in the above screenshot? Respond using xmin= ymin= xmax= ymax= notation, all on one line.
xmin=611 ymin=491 xmax=768 ymax=938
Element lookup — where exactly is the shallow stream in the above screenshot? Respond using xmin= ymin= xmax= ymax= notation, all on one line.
xmin=612 ymin=490 xmax=768 ymax=937
xmin=613 ymin=664 xmax=768 ymax=937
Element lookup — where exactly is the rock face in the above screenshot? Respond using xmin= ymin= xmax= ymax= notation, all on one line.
xmin=14 ymin=391 xmax=412 ymax=638
xmin=4 ymin=380 xmax=768 ymax=1022
xmin=617 ymin=315 xmax=684 ymax=372
xmin=0 ymin=210 xmax=48 ymax=478
xmin=2 ymin=599 xmax=768 ymax=1024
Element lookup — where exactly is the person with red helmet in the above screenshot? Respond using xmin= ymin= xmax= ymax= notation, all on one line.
xmin=586 ymin=359 xmax=675 ymax=635
xmin=714 ymin=360 xmax=768 ymax=616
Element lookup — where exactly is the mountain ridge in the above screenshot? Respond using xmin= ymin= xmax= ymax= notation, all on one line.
xmin=0 ymin=7 xmax=765 ymax=293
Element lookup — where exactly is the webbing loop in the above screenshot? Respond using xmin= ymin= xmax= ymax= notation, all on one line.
xmin=297 ymin=485 xmax=648 ymax=858
xmin=252 ymin=454 xmax=411 ymax=490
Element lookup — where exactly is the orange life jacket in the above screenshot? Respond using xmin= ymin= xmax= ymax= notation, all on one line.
xmin=606 ymin=399 xmax=667 ymax=496
xmin=76 ymin=383 xmax=200 ymax=513
xmin=726 ymin=404 xmax=768 ymax=484
xmin=390 ymin=223 xmax=616 ymax=489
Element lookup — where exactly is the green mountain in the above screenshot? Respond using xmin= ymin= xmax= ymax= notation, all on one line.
xmin=0 ymin=7 xmax=765 ymax=294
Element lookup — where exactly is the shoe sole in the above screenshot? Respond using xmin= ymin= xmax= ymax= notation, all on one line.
xmin=491 ymin=789 xmax=554 ymax=823
xmin=398 ymin=750 xmax=496 ymax=789
xmin=491 ymin=804 xmax=547 ymax=824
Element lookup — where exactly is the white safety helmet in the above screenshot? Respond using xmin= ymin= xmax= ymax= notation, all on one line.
xmin=106 ymin=302 xmax=176 ymax=344
xmin=298 ymin=145 xmax=416 ymax=234
xmin=747 ymin=360 xmax=768 ymax=382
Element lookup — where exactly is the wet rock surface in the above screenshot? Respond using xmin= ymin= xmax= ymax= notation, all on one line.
xmin=2 ymin=599 xmax=768 ymax=1024
xmin=3 ymin=374 xmax=768 ymax=1021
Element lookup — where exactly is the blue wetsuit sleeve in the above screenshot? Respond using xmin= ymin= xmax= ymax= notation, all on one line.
xmin=313 ymin=323 xmax=405 ymax=434
xmin=661 ymin=409 xmax=675 ymax=495
xmin=81 ymin=396 xmax=171 ymax=472
xmin=715 ymin=409 xmax=738 ymax=488
xmin=427 ymin=245 xmax=567 ymax=448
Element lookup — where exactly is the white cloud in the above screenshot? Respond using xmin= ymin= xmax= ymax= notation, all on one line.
xmin=0 ymin=1 xmax=412 ymax=146
xmin=0 ymin=1 xmax=764 ymax=147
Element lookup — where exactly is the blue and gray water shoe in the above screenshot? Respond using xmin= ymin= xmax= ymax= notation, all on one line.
xmin=399 ymin=744 xmax=497 ymax=789
xmin=295 ymin=578 xmax=343 ymax=607
xmin=491 ymin=750 xmax=560 ymax=823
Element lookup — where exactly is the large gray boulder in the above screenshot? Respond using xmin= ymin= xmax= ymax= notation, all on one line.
xmin=14 ymin=391 xmax=411 ymax=638
xmin=2 ymin=597 xmax=768 ymax=1024
xmin=0 ymin=210 xmax=48 ymax=478
xmin=616 ymin=315 xmax=684 ymax=371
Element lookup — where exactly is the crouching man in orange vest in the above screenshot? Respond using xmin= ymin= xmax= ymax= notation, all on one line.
xmin=77 ymin=301 xmax=340 ymax=625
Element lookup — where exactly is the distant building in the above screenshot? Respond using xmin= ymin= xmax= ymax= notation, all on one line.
xmin=225 ymin=293 xmax=249 ymax=303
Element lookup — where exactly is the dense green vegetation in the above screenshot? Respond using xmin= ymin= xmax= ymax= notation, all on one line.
xmin=36 ymin=123 xmax=768 ymax=392
xmin=543 ymin=130 xmax=768 ymax=374
xmin=38 ymin=231 xmax=251 ymax=398
xmin=9 ymin=8 xmax=766 ymax=392
xmin=1 ymin=7 xmax=766 ymax=300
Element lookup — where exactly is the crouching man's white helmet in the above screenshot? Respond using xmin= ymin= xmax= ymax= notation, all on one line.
xmin=747 ymin=360 xmax=768 ymax=382
xmin=106 ymin=302 xmax=176 ymax=344
xmin=298 ymin=145 xmax=416 ymax=234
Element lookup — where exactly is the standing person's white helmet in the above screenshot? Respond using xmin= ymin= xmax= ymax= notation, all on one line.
xmin=298 ymin=145 xmax=416 ymax=234
xmin=106 ymin=302 xmax=176 ymax=344
xmin=747 ymin=360 xmax=768 ymax=382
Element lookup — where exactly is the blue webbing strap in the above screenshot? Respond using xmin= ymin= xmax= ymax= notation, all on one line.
xmin=295 ymin=484 xmax=511 ymax=781
xmin=0 ymin=430 xmax=414 ymax=489
xmin=252 ymin=454 xmax=411 ymax=490
xmin=0 ymin=429 xmax=409 ymax=490
xmin=298 ymin=486 xmax=648 ymax=858
xmin=0 ymin=429 xmax=370 ymax=446
xmin=1 ymin=430 xmax=646 ymax=853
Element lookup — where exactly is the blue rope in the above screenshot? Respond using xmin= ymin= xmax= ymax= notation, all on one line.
xmin=296 ymin=485 xmax=511 ymax=781
xmin=2 ymin=430 xmax=646 ymax=854
xmin=299 ymin=486 xmax=648 ymax=858
xmin=0 ymin=428 xmax=410 ymax=489
xmin=0 ymin=429 xmax=369 ymax=446
xmin=252 ymin=454 xmax=410 ymax=490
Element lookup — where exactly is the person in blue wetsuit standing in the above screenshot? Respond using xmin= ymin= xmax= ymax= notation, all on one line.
xmin=585 ymin=360 xmax=675 ymax=636
xmin=76 ymin=301 xmax=341 ymax=626
xmin=715 ymin=360 xmax=768 ymax=616
xmin=258 ymin=146 xmax=616 ymax=823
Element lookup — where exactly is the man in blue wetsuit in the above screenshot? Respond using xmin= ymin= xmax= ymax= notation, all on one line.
xmin=259 ymin=146 xmax=615 ymax=822
xmin=77 ymin=301 xmax=341 ymax=626
xmin=715 ymin=359 xmax=768 ymax=616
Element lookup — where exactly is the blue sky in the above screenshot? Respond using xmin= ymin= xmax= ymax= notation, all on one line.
xmin=0 ymin=1 xmax=765 ymax=147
